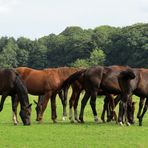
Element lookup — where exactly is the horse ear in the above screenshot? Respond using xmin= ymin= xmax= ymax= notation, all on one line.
xmin=33 ymin=100 xmax=38 ymax=104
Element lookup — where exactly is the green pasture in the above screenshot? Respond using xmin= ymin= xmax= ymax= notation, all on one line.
xmin=0 ymin=92 xmax=148 ymax=148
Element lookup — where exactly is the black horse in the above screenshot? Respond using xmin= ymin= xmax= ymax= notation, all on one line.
xmin=0 ymin=69 xmax=32 ymax=125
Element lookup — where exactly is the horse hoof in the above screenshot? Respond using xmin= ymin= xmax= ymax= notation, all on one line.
xmin=62 ymin=116 xmax=66 ymax=121
xmin=107 ymin=119 xmax=111 ymax=122
xmin=101 ymin=118 xmax=105 ymax=123
xmin=75 ymin=118 xmax=79 ymax=123
xmin=53 ymin=120 xmax=57 ymax=123
xmin=70 ymin=120 xmax=74 ymax=123
xmin=94 ymin=116 xmax=99 ymax=123
xmin=102 ymin=120 xmax=106 ymax=123
xmin=94 ymin=119 xmax=99 ymax=123
xmin=119 ymin=122 xmax=124 ymax=126
xmin=126 ymin=122 xmax=131 ymax=126
xmin=79 ymin=117 xmax=84 ymax=123
xmin=80 ymin=120 xmax=84 ymax=124
xmin=14 ymin=123 xmax=18 ymax=126
xmin=139 ymin=122 xmax=142 ymax=126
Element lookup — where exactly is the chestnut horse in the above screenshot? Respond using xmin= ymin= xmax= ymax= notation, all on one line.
xmin=0 ymin=68 xmax=31 ymax=125
xmin=11 ymin=67 xmax=81 ymax=123
xmin=61 ymin=65 xmax=135 ymax=125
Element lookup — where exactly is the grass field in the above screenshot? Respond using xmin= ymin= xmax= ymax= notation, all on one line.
xmin=0 ymin=93 xmax=148 ymax=148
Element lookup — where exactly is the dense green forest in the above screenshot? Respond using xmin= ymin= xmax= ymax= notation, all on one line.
xmin=0 ymin=23 xmax=147 ymax=69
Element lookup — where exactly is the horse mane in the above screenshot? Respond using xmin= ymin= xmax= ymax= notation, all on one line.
xmin=14 ymin=74 xmax=29 ymax=107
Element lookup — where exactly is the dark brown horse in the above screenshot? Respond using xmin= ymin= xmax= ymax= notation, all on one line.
xmin=0 ymin=68 xmax=32 ymax=125
xmin=61 ymin=65 xmax=135 ymax=125
xmin=119 ymin=68 xmax=148 ymax=126
xmin=13 ymin=67 xmax=81 ymax=122
xmin=101 ymin=94 xmax=136 ymax=124
xmin=62 ymin=70 xmax=116 ymax=123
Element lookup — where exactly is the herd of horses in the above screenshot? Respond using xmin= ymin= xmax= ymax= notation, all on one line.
xmin=0 ymin=65 xmax=148 ymax=126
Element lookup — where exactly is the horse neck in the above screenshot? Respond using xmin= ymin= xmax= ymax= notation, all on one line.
xmin=14 ymin=75 xmax=30 ymax=108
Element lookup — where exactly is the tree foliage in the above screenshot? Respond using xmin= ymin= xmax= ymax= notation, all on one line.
xmin=0 ymin=23 xmax=147 ymax=69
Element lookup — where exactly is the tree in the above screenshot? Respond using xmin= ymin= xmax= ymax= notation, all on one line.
xmin=71 ymin=59 xmax=89 ymax=68
xmin=72 ymin=48 xmax=106 ymax=68
xmin=89 ymin=48 xmax=106 ymax=66
xmin=0 ymin=38 xmax=18 ymax=68
xmin=28 ymin=41 xmax=48 ymax=69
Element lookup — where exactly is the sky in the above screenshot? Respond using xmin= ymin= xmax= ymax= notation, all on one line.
xmin=0 ymin=0 xmax=148 ymax=39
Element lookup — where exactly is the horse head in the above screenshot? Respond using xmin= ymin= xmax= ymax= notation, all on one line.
xmin=19 ymin=104 xmax=32 ymax=125
xmin=34 ymin=96 xmax=44 ymax=121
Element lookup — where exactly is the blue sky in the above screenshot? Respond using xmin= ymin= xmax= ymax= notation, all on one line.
xmin=0 ymin=0 xmax=148 ymax=39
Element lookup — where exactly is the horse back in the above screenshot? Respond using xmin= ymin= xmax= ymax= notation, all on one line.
xmin=44 ymin=67 xmax=82 ymax=90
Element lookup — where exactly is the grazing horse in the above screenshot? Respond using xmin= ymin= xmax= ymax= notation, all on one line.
xmin=34 ymin=67 xmax=81 ymax=122
xmin=10 ymin=67 xmax=80 ymax=123
xmin=0 ymin=69 xmax=32 ymax=125
xmin=62 ymin=65 xmax=135 ymax=125
xmin=119 ymin=68 xmax=148 ymax=126
xmin=101 ymin=94 xmax=136 ymax=124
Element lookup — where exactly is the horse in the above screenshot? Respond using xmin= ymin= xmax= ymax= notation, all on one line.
xmin=33 ymin=67 xmax=82 ymax=122
xmin=6 ymin=67 xmax=81 ymax=123
xmin=61 ymin=65 xmax=135 ymax=125
xmin=119 ymin=68 xmax=148 ymax=126
xmin=62 ymin=71 xmax=116 ymax=123
xmin=101 ymin=94 xmax=136 ymax=124
xmin=0 ymin=68 xmax=32 ymax=125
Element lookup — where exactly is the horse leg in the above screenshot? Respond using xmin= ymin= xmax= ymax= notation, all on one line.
xmin=90 ymin=91 xmax=98 ymax=123
xmin=51 ymin=93 xmax=57 ymax=123
xmin=74 ymin=91 xmax=81 ymax=122
xmin=11 ymin=95 xmax=19 ymax=125
xmin=118 ymin=100 xmax=125 ymax=125
xmin=36 ymin=94 xmax=50 ymax=122
xmin=137 ymin=97 xmax=145 ymax=119
xmin=58 ymin=91 xmax=67 ymax=121
xmin=101 ymin=96 xmax=108 ymax=123
xmin=0 ymin=92 xmax=8 ymax=111
xmin=79 ymin=91 xmax=90 ymax=123
xmin=107 ymin=94 xmax=117 ymax=122
xmin=68 ymin=89 xmax=78 ymax=122
xmin=139 ymin=98 xmax=148 ymax=126
xmin=113 ymin=95 xmax=121 ymax=122
xmin=106 ymin=95 xmax=114 ymax=122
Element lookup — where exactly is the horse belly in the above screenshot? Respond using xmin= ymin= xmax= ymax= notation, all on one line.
xmin=101 ymin=79 xmax=120 ymax=94
xmin=25 ymin=81 xmax=45 ymax=95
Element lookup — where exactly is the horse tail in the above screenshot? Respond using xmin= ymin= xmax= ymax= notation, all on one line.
xmin=61 ymin=69 xmax=86 ymax=108
xmin=62 ymin=69 xmax=86 ymax=90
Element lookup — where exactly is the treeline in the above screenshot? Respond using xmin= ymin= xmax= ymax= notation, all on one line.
xmin=0 ymin=23 xmax=147 ymax=69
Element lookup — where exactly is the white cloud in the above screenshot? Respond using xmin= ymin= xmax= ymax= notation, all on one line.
xmin=0 ymin=0 xmax=21 ymax=14
xmin=0 ymin=0 xmax=147 ymax=39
